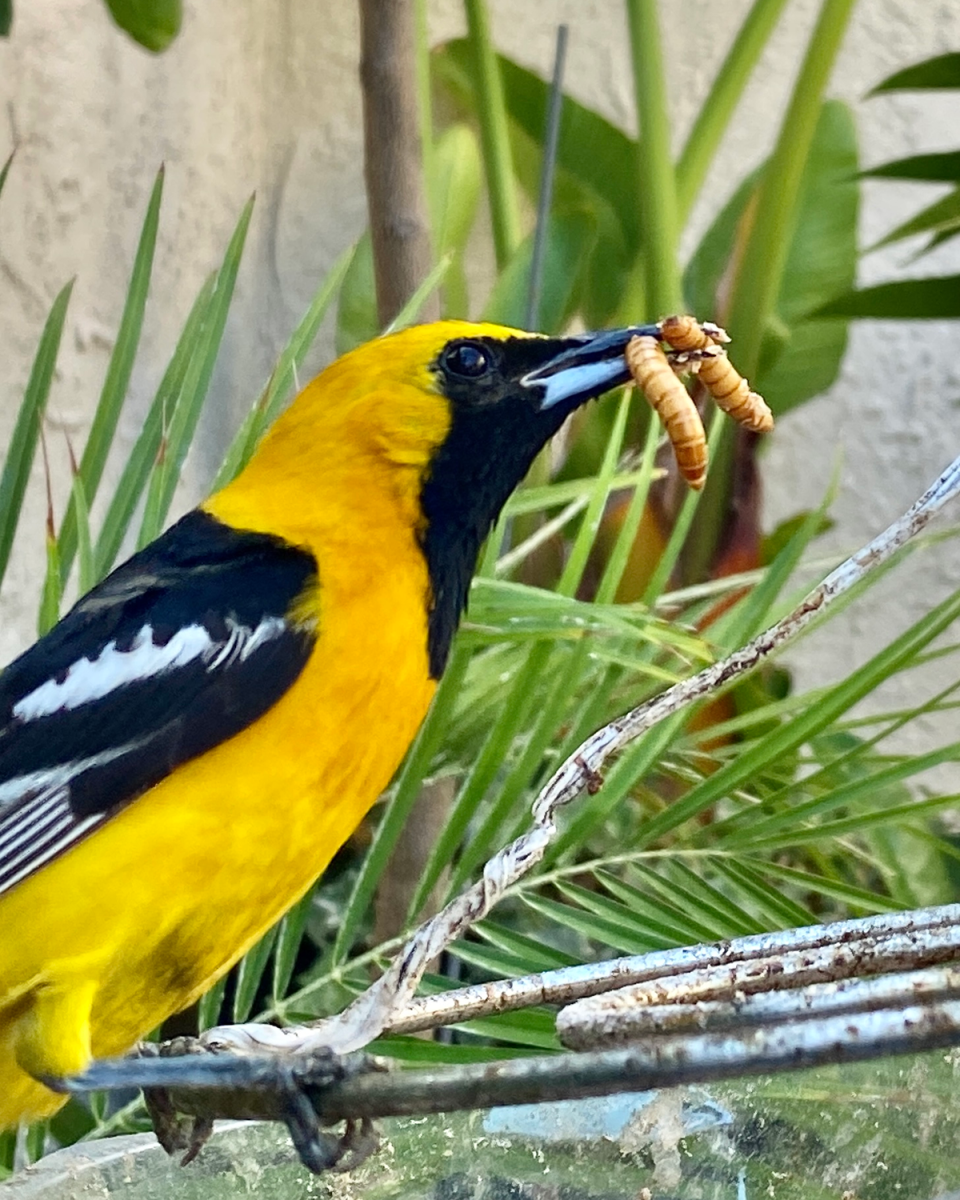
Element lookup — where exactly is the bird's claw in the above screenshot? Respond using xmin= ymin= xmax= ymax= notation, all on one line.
xmin=138 ymin=1039 xmax=216 ymax=1166
xmin=278 ymin=1056 xmax=380 ymax=1174
xmin=136 ymin=1037 xmax=380 ymax=1175
xmin=334 ymin=1116 xmax=380 ymax=1172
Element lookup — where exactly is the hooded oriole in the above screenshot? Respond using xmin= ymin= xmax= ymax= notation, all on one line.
xmin=0 ymin=319 xmax=650 ymax=1128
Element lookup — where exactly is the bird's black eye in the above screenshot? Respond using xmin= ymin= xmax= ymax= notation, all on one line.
xmin=444 ymin=341 xmax=490 ymax=379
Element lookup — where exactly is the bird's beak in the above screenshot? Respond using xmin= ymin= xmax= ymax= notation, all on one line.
xmin=520 ymin=324 xmax=661 ymax=410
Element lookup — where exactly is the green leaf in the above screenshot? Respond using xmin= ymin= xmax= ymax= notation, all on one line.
xmin=436 ymin=39 xmax=640 ymax=255
xmin=383 ymin=254 xmax=453 ymax=335
xmin=685 ymin=102 xmax=858 ymax=416
xmin=675 ymin=0 xmax=791 ymax=219
xmin=271 ymin=887 xmax=315 ymax=1003
xmin=754 ymin=100 xmax=858 ymax=414
xmin=683 ymin=169 xmax=760 ymax=318
xmin=729 ymin=738 xmax=960 ymax=848
xmin=521 ymin=891 xmax=670 ymax=956
xmin=482 ymin=210 xmax=596 ymax=332
xmin=869 ymin=52 xmax=960 ymax=94
xmin=196 ymin=974 xmax=227 ymax=1031
xmin=461 ymin=0 xmax=522 ymax=269
xmin=370 ymin=1036 xmax=540 ymax=1064
xmin=68 ymin=465 xmax=95 ymax=597
xmin=761 ymin=509 xmax=834 ymax=563
xmin=447 ymin=1007 xmax=560 ymax=1050
xmin=869 ymin=185 xmax=960 ymax=251
xmin=336 ymin=237 xmax=451 ymax=353
xmin=472 ymin=920 xmax=579 ymax=971
xmin=104 ymin=0 xmax=181 ymax=52
xmin=815 ymin=275 xmax=960 ymax=319
xmin=578 ymin=210 xmax=633 ymax=328
xmin=716 ymin=480 xmax=835 ymax=647
xmin=58 ymin=167 xmax=163 ymax=585
xmin=647 ymin=859 xmax=769 ymax=937
xmin=860 ymin=151 xmax=960 ymax=182
xmin=0 ymin=0 xmax=10 ymax=36
xmin=429 ymin=123 xmax=482 ymax=315
xmin=710 ymin=858 xmax=816 ymax=928
xmin=756 ymin=859 xmax=900 ymax=912
xmin=37 ymin=529 xmax=62 ymax=638
xmin=924 ymin=224 xmax=960 ymax=255
xmin=335 ymin=233 xmax=377 ymax=355
xmin=138 ymin=195 xmax=254 ymax=545
xmin=93 ymin=273 xmax=216 ymax=577
xmin=593 ymin=869 xmax=722 ymax=945
xmin=741 ymin=788 xmax=960 ymax=850
xmin=0 ymin=152 xmax=11 ymax=195
xmin=641 ymin=584 xmax=960 ymax=851
xmin=0 ymin=280 xmax=73 ymax=591
xmin=232 ymin=924 xmax=278 ymax=1023
xmin=213 ymin=241 xmax=355 ymax=490
xmin=434 ymin=38 xmax=637 ymax=325
xmin=23 ymin=1120 xmax=48 ymax=1167
xmin=771 ymin=102 xmax=859 ymax=324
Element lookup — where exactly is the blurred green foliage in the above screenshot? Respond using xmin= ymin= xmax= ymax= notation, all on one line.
xmin=2 ymin=3 xmax=960 ymax=1173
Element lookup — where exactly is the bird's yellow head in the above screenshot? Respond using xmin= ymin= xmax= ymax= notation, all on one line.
xmin=217 ymin=319 xmax=647 ymax=676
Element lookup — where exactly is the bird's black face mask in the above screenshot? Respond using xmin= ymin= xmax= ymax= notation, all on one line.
xmin=420 ymin=324 xmax=659 ymax=676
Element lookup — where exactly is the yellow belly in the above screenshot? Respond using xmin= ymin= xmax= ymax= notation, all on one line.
xmin=0 ymin=536 xmax=435 ymax=1127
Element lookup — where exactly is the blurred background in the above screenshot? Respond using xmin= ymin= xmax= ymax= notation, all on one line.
xmin=5 ymin=1 xmax=960 ymax=1173
xmin=1 ymin=0 xmax=958 ymax=752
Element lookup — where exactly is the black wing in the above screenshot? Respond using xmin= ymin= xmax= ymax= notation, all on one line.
xmin=0 ymin=509 xmax=318 ymax=896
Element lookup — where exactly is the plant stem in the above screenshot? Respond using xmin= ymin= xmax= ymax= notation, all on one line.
xmin=725 ymin=0 xmax=857 ymax=377
xmin=465 ymin=0 xmax=523 ymax=269
xmin=360 ymin=0 xmax=438 ymax=325
xmin=643 ymin=406 xmax=725 ymax=605
xmin=626 ymin=0 xmax=682 ymax=317
xmin=415 ymin=0 xmax=434 ymax=218
xmin=692 ymin=0 xmax=857 ymax=579
xmin=676 ymin=0 xmax=790 ymax=223
xmin=526 ymin=24 xmax=568 ymax=330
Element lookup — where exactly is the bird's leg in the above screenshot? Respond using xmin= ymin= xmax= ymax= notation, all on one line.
xmin=275 ymin=1060 xmax=353 ymax=1174
xmin=59 ymin=1037 xmax=381 ymax=1174
xmin=333 ymin=1116 xmax=380 ymax=1172
xmin=138 ymin=1038 xmax=380 ymax=1175
xmin=273 ymin=1049 xmax=382 ymax=1175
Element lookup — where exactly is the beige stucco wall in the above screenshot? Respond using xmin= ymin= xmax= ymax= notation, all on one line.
xmin=1 ymin=0 xmax=959 ymax=764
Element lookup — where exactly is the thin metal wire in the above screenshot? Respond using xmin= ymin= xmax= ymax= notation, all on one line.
xmin=56 ymin=455 xmax=960 ymax=1165
xmin=194 ymin=452 xmax=960 ymax=1057
xmin=561 ymin=962 xmax=960 ymax=1038
xmin=559 ymin=927 xmax=960 ymax=1048
xmin=526 ymin=24 xmax=568 ymax=330
xmin=67 ymin=987 xmax=960 ymax=1124
xmin=382 ymin=903 xmax=960 ymax=1035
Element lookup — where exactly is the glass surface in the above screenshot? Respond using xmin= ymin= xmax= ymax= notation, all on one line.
xmin=3 ymin=1050 xmax=959 ymax=1199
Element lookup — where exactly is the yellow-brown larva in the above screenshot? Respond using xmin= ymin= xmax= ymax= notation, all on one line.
xmin=659 ymin=312 xmax=728 ymax=352
xmin=659 ymin=313 xmax=773 ymax=434
xmin=625 ymin=335 xmax=708 ymax=491
xmin=697 ymin=349 xmax=774 ymax=433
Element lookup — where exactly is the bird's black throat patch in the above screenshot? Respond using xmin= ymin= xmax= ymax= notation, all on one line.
xmin=418 ymin=335 xmax=591 ymax=679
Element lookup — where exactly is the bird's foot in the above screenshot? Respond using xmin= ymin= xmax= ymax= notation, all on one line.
xmin=135 ymin=1037 xmax=380 ymax=1175
xmin=137 ymin=1039 xmax=215 ymax=1166
xmin=276 ymin=1051 xmax=381 ymax=1174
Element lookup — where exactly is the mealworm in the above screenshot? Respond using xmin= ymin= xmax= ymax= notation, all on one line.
xmin=626 ymin=335 xmax=708 ymax=491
